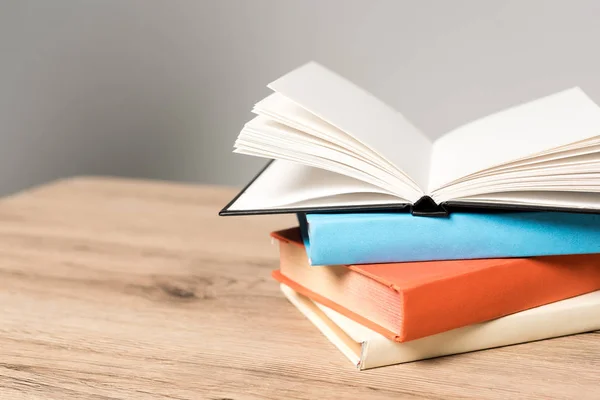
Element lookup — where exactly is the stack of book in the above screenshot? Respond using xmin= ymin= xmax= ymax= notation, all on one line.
xmin=220 ymin=62 xmax=600 ymax=370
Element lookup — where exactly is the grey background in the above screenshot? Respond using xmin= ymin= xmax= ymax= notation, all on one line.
xmin=1 ymin=0 xmax=599 ymax=195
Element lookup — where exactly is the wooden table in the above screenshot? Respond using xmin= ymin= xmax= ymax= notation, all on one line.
xmin=1 ymin=177 xmax=599 ymax=399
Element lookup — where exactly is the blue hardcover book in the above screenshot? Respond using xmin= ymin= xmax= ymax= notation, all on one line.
xmin=300 ymin=212 xmax=600 ymax=265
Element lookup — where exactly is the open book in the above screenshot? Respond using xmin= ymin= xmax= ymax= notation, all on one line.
xmin=221 ymin=62 xmax=600 ymax=216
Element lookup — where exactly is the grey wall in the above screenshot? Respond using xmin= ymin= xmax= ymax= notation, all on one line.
xmin=1 ymin=0 xmax=600 ymax=195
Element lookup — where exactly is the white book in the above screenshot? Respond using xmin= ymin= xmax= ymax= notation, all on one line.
xmin=221 ymin=62 xmax=600 ymax=216
xmin=280 ymin=284 xmax=600 ymax=370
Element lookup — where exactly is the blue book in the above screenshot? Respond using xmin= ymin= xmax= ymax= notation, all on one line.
xmin=300 ymin=212 xmax=600 ymax=265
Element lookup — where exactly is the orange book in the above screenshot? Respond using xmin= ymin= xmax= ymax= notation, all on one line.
xmin=272 ymin=227 xmax=600 ymax=342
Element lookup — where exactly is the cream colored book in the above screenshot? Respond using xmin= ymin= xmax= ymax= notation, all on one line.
xmin=280 ymin=284 xmax=600 ymax=370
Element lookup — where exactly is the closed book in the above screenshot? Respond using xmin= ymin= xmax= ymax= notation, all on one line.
xmin=272 ymin=227 xmax=600 ymax=342
xmin=280 ymin=284 xmax=600 ymax=370
xmin=300 ymin=211 xmax=600 ymax=265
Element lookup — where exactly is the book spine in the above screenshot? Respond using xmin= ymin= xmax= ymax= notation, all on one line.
xmin=305 ymin=211 xmax=600 ymax=265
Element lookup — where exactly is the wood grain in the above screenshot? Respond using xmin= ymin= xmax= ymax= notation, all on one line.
xmin=0 ymin=177 xmax=599 ymax=399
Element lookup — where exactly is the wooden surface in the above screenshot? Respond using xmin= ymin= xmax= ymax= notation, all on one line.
xmin=1 ymin=177 xmax=599 ymax=399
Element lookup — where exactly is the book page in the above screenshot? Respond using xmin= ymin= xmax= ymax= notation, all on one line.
xmin=438 ymin=143 xmax=600 ymax=187
xmin=450 ymin=191 xmax=600 ymax=211
xmin=432 ymin=153 xmax=600 ymax=201
xmin=237 ymin=115 xmax=421 ymax=199
xmin=227 ymin=160 xmax=407 ymax=212
xmin=253 ymin=93 xmax=402 ymax=177
xmin=268 ymin=62 xmax=432 ymax=190
xmin=429 ymin=87 xmax=600 ymax=191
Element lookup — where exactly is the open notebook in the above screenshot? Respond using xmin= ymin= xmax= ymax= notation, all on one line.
xmin=221 ymin=62 xmax=600 ymax=216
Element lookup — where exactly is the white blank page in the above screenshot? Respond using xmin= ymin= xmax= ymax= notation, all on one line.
xmin=429 ymin=87 xmax=600 ymax=191
xmin=268 ymin=62 xmax=432 ymax=190
xmin=227 ymin=160 xmax=405 ymax=211
xmin=254 ymin=93 xmax=402 ymax=177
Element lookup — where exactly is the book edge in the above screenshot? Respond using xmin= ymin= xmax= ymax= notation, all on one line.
xmin=279 ymin=283 xmax=363 ymax=369
xmin=294 ymin=283 xmax=600 ymax=370
xmin=272 ymin=270 xmax=402 ymax=341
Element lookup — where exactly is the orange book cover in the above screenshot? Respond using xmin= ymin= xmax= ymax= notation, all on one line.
xmin=271 ymin=227 xmax=600 ymax=342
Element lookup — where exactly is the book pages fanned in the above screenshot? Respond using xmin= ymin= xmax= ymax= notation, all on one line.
xmin=280 ymin=284 xmax=600 ymax=370
xmin=268 ymin=61 xmax=432 ymax=189
xmin=223 ymin=61 xmax=600 ymax=217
